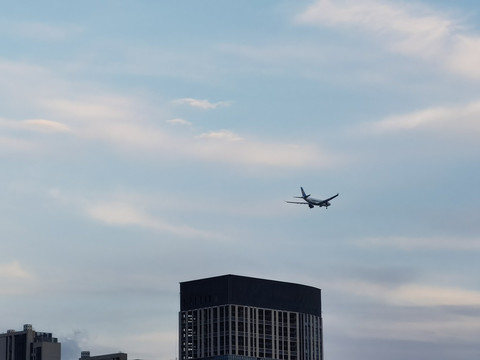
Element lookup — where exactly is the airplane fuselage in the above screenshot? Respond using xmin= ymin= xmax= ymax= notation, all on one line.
xmin=305 ymin=197 xmax=330 ymax=207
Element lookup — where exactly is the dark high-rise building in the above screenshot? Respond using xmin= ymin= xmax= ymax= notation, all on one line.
xmin=179 ymin=275 xmax=323 ymax=360
xmin=0 ymin=325 xmax=61 ymax=360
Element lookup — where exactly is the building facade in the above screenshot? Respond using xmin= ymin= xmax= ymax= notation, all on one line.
xmin=179 ymin=275 xmax=323 ymax=360
xmin=0 ymin=325 xmax=60 ymax=360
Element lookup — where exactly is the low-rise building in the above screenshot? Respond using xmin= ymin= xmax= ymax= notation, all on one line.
xmin=0 ymin=324 xmax=60 ymax=360
xmin=79 ymin=351 xmax=127 ymax=360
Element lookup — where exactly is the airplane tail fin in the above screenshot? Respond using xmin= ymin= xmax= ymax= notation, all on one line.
xmin=295 ymin=187 xmax=310 ymax=199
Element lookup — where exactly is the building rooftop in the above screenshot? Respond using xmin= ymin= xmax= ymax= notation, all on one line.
xmin=180 ymin=274 xmax=321 ymax=316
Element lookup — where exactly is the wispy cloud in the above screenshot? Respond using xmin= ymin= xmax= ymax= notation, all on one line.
xmin=0 ymin=59 xmax=340 ymax=170
xmin=22 ymin=119 xmax=72 ymax=133
xmin=0 ymin=261 xmax=32 ymax=279
xmin=86 ymin=201 xmax=225 ymax=241
xmin=0 ymin=261 xmax=35 ymax=295
xmin=189 ymin=134 xmax=337 ymax=168
xmin=331 ymin=278 xmax=480 ymax=307
xmin=166 ymin=118 xmax=192 ymax=126
xmin=392 ymin=284 xmax=480 ymax=307
xmin=12 ymin=95 xmax=336 ymax=169
xmin=0 ymin=117 xmax=71 ymax=133
xmin=329 ymin=300 xmax=480 ymax=344
xmin=366 ymin=99 xmax=480 ymax=134
xmin=60 ymin=331 xmax=89 ymax=360
xmin=173 ymin=98 xmax=231 ymax=110
xmin=197 ymin=129 xmax=243 ymax=141
xmin=327 ymin=273 xmax=480 ymax=345
xmin=52 ymin=96 xmax=336 ymax=168
xmin=355 ymin=236 xmax=480 ymax=251
xmin=42 ymin=97 xmax=131 ymax=120
xmin=295 ymin=0 xmax=480 ymax=79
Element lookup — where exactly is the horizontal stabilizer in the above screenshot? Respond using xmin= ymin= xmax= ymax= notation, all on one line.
xmin=285 ymin=201 xmax=309 ymax=205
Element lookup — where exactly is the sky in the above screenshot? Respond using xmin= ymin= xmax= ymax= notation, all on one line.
xmin=1 ymin=1 xmax=480 ymax=359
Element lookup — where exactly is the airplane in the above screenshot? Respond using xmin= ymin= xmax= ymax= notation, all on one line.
xmin=286 ymin=187 xmax=339 ymax=209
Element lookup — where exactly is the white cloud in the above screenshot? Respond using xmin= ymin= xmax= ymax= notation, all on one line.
xmin=86 ymin=201 xmax=225 ymax=241
xmin=0 ymin=118 xmax=71 ymax=133
xmin=22 ymin=119 xmax=72 ymax=133
xmin=448 ymin=35 xmax=480 ymax=77
xmin=356 ymin=236 xmax=480 ymax=251
xmin=392 ymin=284 xmax=480 ymax=307
xmin=173 ymin=98 xmax=231 ymax=109
xmin=197 ymin=129 xmax=244 ymax=141
xmin=189 ymin=134 xmax=336 ymax=168
xmin=296 ymin=0 xmax=453 ymax=45
xmin=43 ymin=96 xmax=336 ymax=169
xmin=37 ymin=95 xmax=337 ymax=168
xmin=330 ymin=303 xmax=480 ymax=344
xmin=42 ymin=97 xmax=131 ymax=120
xmin=367 ymin=99 xmax=480 ymax=134
xmin=295 ymin=0 xmax=480 ymax=79
xmin=0 ymin=59 xmax=340 ymax=170
xmin=37 ymin=96 xmax=175 ymax=150
xmin=328 ymin=275 xmax=480 ymax=344
xmin=166 ymin=118 xmax=192 ymax=126
xmin=0 ymin=262 xmax=35 ymax=296
xmin=331 ymin=278 xmax=480 ymax=307
xmin=0 ymin=261 xmax=32 ymax=279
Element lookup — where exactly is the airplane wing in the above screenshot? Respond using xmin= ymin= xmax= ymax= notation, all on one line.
xmin=285 ymin=201 xmax=310 ymax=205
xmin=325 ymin=193 xmax=339 ymax=202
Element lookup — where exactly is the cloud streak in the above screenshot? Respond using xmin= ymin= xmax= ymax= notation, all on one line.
xmin=0 ymin=261 xmax=35 ymax=295
xmin=332 ymin=278 xmax=480 ymax=307
xmin=86 ymin=200 xmax=225 ymax=240
xmin=363 ymin=99 xmax=480 ymax=137
xmin=173 ymin=98 xmax=231 ymax=109
xmin=166 ymin=118 xmax=192 ymax=127
xmin=197 ymin=129 xmax=244 ymax=141
xmin=295 ymin=0 xmax=480 ymax=79
xmin=356 ymin=236 xmax=480 ymax=251
xmin=0 ymin=57 xmax=342 ymax=170
xmin=0 ymin=117 xmax=71 ymax=133
xmin=0 ymin=84 xmax=338 ymax=169
xmin=0 ymin=261 xmax=32 ymax=279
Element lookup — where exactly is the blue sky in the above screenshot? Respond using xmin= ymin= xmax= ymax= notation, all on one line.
xmin=1 ymin=1 xmax=480 ymax=359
